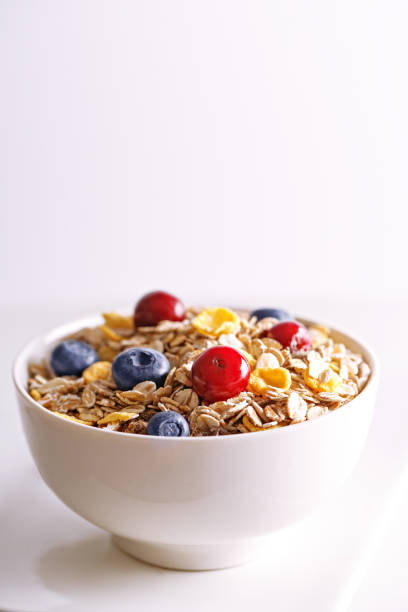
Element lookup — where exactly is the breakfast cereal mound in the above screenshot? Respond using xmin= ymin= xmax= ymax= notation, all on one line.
xmin=27 ymin=298 xmax=371 ymax=436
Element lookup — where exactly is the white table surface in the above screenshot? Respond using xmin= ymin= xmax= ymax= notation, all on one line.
xmin=1 ymin=298 xmax=407 ymax=612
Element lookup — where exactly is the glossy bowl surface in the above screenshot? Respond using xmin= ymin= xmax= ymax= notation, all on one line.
xmin=13 ymin=313 xmax=378 ymax=569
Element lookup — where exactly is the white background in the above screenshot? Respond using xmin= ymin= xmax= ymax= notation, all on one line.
xmin=1 ymin=0 xmax=407 ymax=312
xmin=1 ymin=2 xmax=408 ymax=611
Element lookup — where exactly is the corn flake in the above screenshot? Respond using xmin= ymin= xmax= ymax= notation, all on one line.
xmin=97 ymin=411 xmax=136 ymax=426
xmin=55 ymin=413 xmax=91 ymax=426
xmin=242 ymin=415 xmax=263 ymax=432
xmin=241 ymin=350 xmax=257 ymax=369
xmin=248 ymin=367 xmax=292 ymax=395
xmin=98 ymin=345 xmax=118 ymax=362
xmin=83 ymin=361 xmax=112 ymax=384
xmin=304 ymin=366 xmax=341 ymax=392
xmin=100 ymin=325 xmax=123 ymax=341
xmin=192 ymin=307 xmax=240 ymax=338
xmin=309 ymin=325 xmax=329 ymax=348
xmin=102 ymin=312 xmax=134 ymax=330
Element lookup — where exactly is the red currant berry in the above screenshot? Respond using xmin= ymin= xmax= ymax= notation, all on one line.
xmin=134 ymin=291 xmax=185 ymax=327
xmin=191 ymin=346 xmax=250 ymax=403
xmin=262 ymin=321 xmax=312 ymax=352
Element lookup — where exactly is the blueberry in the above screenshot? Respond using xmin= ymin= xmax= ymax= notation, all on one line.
xmin=112 ymin=347 xmax=170 ymax=391
xmin=250 ymin=308 xmax=290 ymax=322
xmin=50 ymin=340 xmax=99 ymax=376
xmin=147 ymin=410 xmax=190 ymax=437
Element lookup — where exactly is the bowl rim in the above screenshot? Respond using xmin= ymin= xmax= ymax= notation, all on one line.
xmin=12 ymin=309 xmax=379 ymax=442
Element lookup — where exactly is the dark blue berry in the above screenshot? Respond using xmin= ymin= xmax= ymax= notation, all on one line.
xmin=50 ymin=340 xmax=99 ymax=376
xmin=147 ymin=411 xmax=190 ymax=437
xmin=250 ymin=308 xmax=290 ymax=322
xmin=112 ymin=348 xmax=170 ymax=391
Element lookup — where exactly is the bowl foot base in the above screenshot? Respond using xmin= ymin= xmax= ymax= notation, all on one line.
xmin=112 ymin=535 xmax=265 ymax=571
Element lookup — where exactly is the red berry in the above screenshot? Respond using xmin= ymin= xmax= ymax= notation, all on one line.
xmin=134 ymin=291 xmax=185 ymax=327
xmin=262 ymin=321 xmax=312 ymax=352
xmin=191 ymin=346 xmax=250 ymax=403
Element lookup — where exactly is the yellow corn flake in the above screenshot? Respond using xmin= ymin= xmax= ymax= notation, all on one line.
xmin=98 ymin=411 xmax=136 ymax=426
xmin=242 ymin=415 xmax=263 ymax=432
xmin=241 ymin=350 xmax=257 ymax=369
xmin=98 ymin=345 xmax=118 ymax=362
xmin=192 ymin=307 xmax=240 ymax=338
xmin=314 ymin=324 xmax=330 ymax=336
xmin=100 ymin=324 xmax=123 ymax=341
xmin=102 ymin=312 xmax=134 ymax=330
xmin=56 ymin=413 xmax=91 ymax=426
xmin=304 ymin=367 xmax=341 ymax=393
xmin=83 ymin=361 xmax=112 ymax=384
xmin=248 ymin=367 xmax=292 ymax=395
xmin=309 ymin=325 xmax=330 ymax=348
xmin=30 ymin=389 xmax=41 ymax=401
xmin=329 ymin=362 xmax=340 ymax=374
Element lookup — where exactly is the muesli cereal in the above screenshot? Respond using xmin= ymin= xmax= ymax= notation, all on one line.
xmin=27 ymin=291 xmax=371 ymax=437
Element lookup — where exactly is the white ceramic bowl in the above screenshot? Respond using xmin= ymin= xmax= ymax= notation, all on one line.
xmin=13 ymin=313 xmax=378 ymax=570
